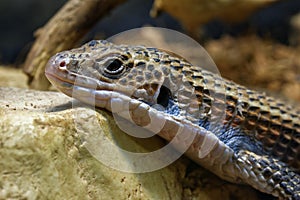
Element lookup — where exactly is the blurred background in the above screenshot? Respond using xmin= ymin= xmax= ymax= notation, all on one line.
xmin=1 ymin=0 xmax=300 ymax=63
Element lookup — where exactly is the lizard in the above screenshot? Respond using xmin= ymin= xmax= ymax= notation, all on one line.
xmin=45 ymin=40 xmax=300 ymax=199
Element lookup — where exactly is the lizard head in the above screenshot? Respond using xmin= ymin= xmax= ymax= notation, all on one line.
xmin=45 ymin=40 xmax=191 ymax=110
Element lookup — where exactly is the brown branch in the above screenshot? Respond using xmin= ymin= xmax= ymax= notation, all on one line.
xmin=23 ymin=0 xmax=126 ymax=90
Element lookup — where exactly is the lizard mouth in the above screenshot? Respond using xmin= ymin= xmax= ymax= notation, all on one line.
xmin=45 ymin=55 xmax=117 ymax=93
xmin=45 ymin=63 xmax=130 ymax=112
xmin=45 ymin=55 xmax=124 ymax=108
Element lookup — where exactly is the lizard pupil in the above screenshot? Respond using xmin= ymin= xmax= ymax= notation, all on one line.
xmin=104 ymin=59 xmax=124 ymax=76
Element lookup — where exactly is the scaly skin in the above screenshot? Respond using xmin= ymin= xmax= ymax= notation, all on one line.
xmin=45 ymin=40 xmax=300 ymax=199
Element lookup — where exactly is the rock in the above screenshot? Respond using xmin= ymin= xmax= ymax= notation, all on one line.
xmin=0 ymin=87 xmax=265 ymax=199
xmin=0 ymin=66 xmax=28 ymax=89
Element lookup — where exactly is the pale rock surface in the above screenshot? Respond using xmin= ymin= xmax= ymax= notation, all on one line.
xmin=0 ymin=87 xmax=264 ymax=199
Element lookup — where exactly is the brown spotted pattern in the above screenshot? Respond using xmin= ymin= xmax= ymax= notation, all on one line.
xmin=46 ymin=40 xmax=300 ymax=199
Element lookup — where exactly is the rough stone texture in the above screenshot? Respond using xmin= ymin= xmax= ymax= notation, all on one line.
xmin=0 ymin=87 xmax=266 ymax=199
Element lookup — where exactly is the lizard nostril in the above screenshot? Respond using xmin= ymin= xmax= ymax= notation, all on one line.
xmin=59 ymin=61 xmax=66 ymax=67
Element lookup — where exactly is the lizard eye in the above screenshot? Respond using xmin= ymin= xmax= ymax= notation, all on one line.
xmin=103 ymin=59 xmax=125 ymax=78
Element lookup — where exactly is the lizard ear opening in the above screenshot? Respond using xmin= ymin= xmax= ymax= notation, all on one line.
xmin=157 ymin=85 xmax=172 ymax=108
